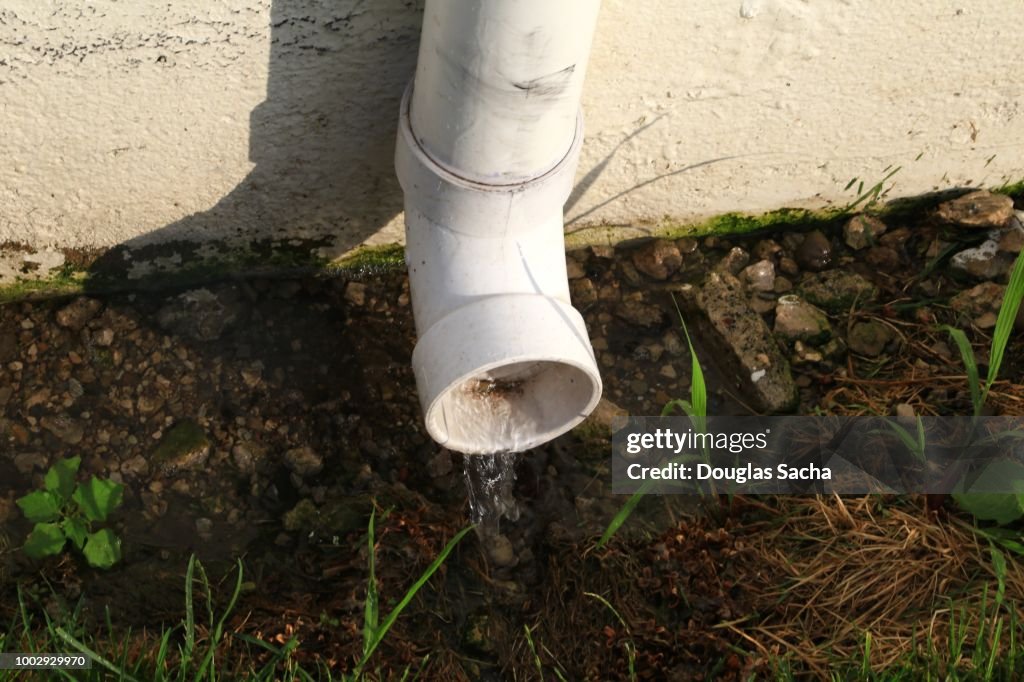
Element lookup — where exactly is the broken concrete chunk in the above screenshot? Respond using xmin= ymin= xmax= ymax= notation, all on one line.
xmin=699 ymin=272 xmax=797 ymax=413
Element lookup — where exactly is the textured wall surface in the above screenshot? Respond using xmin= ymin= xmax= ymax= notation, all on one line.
xmin=1 ymin=0 xmax=1022 ymax=254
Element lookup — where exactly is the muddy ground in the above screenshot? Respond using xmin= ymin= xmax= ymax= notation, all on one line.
xmin=1 ymin=189 xmax=1024 ymax=679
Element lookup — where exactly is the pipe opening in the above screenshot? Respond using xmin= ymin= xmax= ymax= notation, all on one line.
xmin=429 ymin=360 xmax=598 ymax=455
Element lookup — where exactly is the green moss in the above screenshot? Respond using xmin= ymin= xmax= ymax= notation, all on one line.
xmin=329 ymin=243 xmax=406 ymax=274
xmin=0 ymin=263 xmax=90 ymax=304
xmin=994 ymin=177 xmax=1024 ymax=199
xmin=671 ymin=207 xmax=844 ymax=239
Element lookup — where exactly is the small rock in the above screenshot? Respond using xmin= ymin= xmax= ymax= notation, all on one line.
xmin=659 ymin=364 xmax=677 ymax=379
xmin=950 ymin=239 xmax=1014 ymax=280
xmin=742 ymin=260 xmax=776 ymax=292
xmin=151 ymin=420 xmax=211 ymax=476
xmin=10 ymin=423 xmax=30 ymax=446
xmin=795 ymin=230 xmax=833 ymax=272
xmin=865 ymin=246 xmax=900 ymax=271
xmin=773 ymin=296 xmax=831 ymax=344
xmin=285 ymin=446 xmax=324 ymax=478
xmin=778 ymin=257 xmax=800 ymax=276
xmin=662 ymin=330 xmax=686 ymax=356
xmin=121 ymin=455 xmax=150 ymax=478
xmin=631 ymin=239 xmax=682 ymax=280
xmin=0 ymin=332 xmax=16 ymax=363
xmin=847 ymin=321 xmax=894 ymax=357
xmin=820 ymin=336 xmax=847 ymax=359
xmin=791 ymin=340 xmax=824 ymax=365
xmin=879 ymin=227 xmax=912 ymax=250
xmin=895 ymin=403 xmax=915 ymax=418
xmin=14 ymin=452 xmax=48 ymax=475
xmin=195 ymin=517 xmax=214 ymax=535
xmin=55 ymin=298 xmax=102 ymax=331
xmin=591 ymin=244 xmax=615 ymax=260
xmin=240 ymin=363 xmax=263 ymax=389
xmin=753 ymin=239 xmax=783 ymax=261
xmin=345 ymin=282 xmax=367 ymax=306
xmin=565 ymin=256 xmax=586 ymax=280
xmin=486 ymin=534 xmax=517 ymax=568
xmin=936 ymin=190 xmax=1014 ymax=229
xmin=0 ymin=386 xmax=11 ymax=409
xmin=950 ymin=281 xmax=1005 ymax=318
xmin=232 ymin=443 xmax=257 ymax=473
xmin=569 ymin=278 xmax=598 ymax=309
xmin=156 ymin=288 xmax=243 ymax=342
xmin=618 ymin=259 xmax=644 ymax=287
xmin=799 ymin=271 xmax=878 ymax=313
xmin=974 ymin=312 xmax=998 ymax=329
xmin=676 ymin=237 xmax=699 ymax=254
xmin=844 ymin=215 xmax=888 ymax=250
xmin=749 ymin=295 xmax=776 ymax=314
xmin=67 ymin=378 xmax=84 ymax=399
xmin=716 ymin=247 xmax=750 ymax=276
xmin=93 ymin=328 xmax=115 ymax=347
xmin=773 ymin=276 xmax=794 ymax=294
xmin=615 ymin=296 xmax=665 ymax=328
xmin=137 ymin=387 xmax=165 ymax=416
xmin=426 ymin=450 xmax=453 ymax=478
xmin=40 ymin=414 xmax=84 ymax=445
xmin=998 ymin=222 xmax=1024 ymax=253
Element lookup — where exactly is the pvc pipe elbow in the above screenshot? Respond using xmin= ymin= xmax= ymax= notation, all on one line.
xmin=396 ymin=86 xmax=603 ymax=454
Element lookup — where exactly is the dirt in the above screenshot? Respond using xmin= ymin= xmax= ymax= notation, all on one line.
xmin=1 ymin=192 xmax=1023 ymax=679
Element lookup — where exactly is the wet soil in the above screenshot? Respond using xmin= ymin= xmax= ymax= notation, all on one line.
xmin=1 ymin=192 xmax=1024 ymax=679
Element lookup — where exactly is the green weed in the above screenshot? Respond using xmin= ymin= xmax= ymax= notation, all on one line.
xmin=596 ymin=295 xmax=707 ymax=550
xmin=584 ymin=592 xmax=637 ymax=682
xmin=947 ymin=249 xmax=1024 ymax=525
xmin=15 ymin=457 xmax=124 ymax=569
xmin=348 ymin=507 xmax=472 ymax=680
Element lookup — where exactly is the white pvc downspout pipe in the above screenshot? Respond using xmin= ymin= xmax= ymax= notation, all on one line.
xmin=396 ymin=0 xmax=604 ymax=455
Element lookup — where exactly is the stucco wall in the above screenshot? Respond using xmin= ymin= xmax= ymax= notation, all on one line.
xmin=1 ymin=0 xmax=1022 ymax=259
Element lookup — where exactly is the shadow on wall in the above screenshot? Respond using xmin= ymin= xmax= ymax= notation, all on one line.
xmin=87 ymin=0 xmax=423 ymax=286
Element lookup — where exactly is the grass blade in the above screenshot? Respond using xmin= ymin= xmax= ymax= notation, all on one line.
xmin=672 ymin=295 xmax=707 ymax=433
xmin=942 ymin=325 xmax=982 ymax=415
xmin=595 ymin=478 xmax=655 ymax=550
xmin=986 ymin=249 xmax=1024 ymax=392
xmin=182 ymin=555 xmax=196 ymax=674
xmin=194 ymin=559 xmax=245 ymax=681
xmin=363 ymin=507 xmax=379 ymax=658
xmin=54 ymin=625 xmax=141 ymax=682
xmin=584 ymin=592 xmax=637 ymax=682
xmin=352 ymin=524 xmax=473 ymax=678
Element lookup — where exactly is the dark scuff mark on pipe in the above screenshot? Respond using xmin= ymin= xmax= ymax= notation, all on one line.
xmin=512 ymin=64 xmax=575 ymax=99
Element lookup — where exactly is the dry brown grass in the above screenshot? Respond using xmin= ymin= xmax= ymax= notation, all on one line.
xmin=730 ymin=495 xmax=1024 ymax=676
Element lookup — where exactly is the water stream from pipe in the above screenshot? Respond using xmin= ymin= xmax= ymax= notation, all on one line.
xmin=463 ymin=452 xmax=521 ymax=538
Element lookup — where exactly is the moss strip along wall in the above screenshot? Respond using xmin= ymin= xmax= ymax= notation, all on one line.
xmin=4 ymin=183 xmax=1019 ymax=304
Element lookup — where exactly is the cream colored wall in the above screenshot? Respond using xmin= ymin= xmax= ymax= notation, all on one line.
xmin=1 ymin=0 xmax=1022 ymax=256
